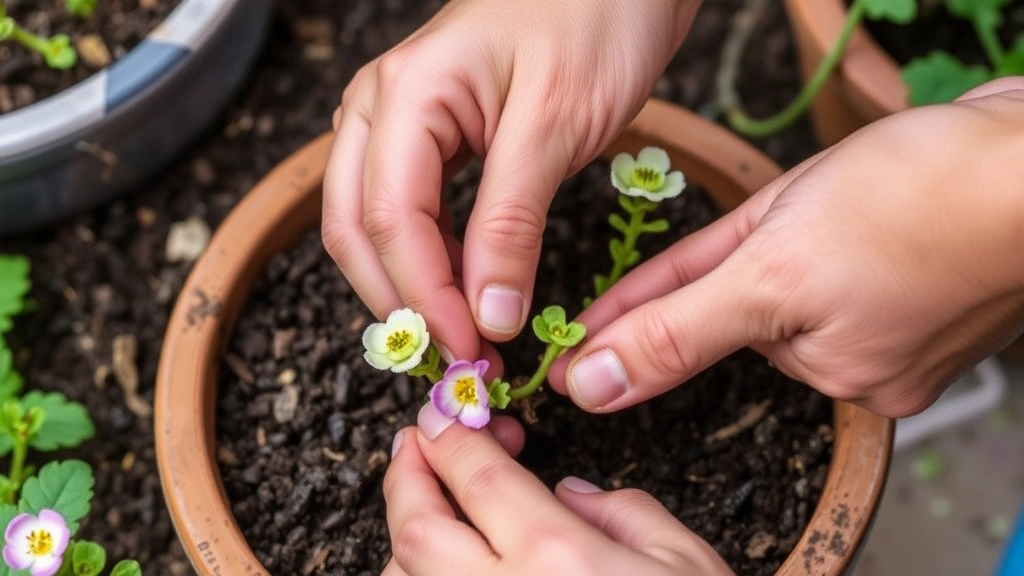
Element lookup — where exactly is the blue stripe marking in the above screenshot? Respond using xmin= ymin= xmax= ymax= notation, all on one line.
xmin=997 ymin=503 xmax=1024 ymax=576
xmin=104 ymin=40 xmax=190 ymax=112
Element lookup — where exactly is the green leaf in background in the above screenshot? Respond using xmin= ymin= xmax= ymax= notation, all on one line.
xmin=863 ymin=0 xmax=916 ymax=24
xmin=0 ymin=17 xmax=15 ymax=41
xmin=64 ymin=0 xmax=99 ymax=18
xmin=19 ymin=459 xmax=93 ymax=535
xmin=944 ymin=0 xmax=1010 ymax=28
xmin=21 ymin=391 xmax=95 ymax=452
xmin=995 ymin=33 xmax=1024 ymax=75
xmin=70 ymin=540 xmax=106 ymax=576
xmin=0 ymin=502 xmax=18 ymax=535
xmin=902 ymin=51 xmax=994 ymax=105
xmin=0 ymin=347 xmax=23 ymax=403
xmin=110 ymin=560 xmax=142 ymax=576
xmin=0 ymin=255 xmax=30 ymax=334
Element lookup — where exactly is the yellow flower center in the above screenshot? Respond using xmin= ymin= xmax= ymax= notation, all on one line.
xmin=630 ymin=166 xmax=664 ymax=191
xmin=454 ymin=377 xmax=479 ymax=406
xmin=386 ymin=329 xmax=413 ymax=354
xmin=27 ymin=530 xmax=53 ymax=556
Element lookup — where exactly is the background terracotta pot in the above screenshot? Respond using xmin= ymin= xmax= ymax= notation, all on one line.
xmin=785 ymin=0 xmax=906 ymax=146
xmin=155 ymin=99 xmax=894 ymax=575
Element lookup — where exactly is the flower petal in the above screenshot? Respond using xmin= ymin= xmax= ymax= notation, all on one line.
xmin=429 ymin=378 xmax=463 ymax=418
xmin=457 ymin=400 xmax=490 ymax=429
xmin=4 ymin=513 xmax=33 ymax=546
xmin=361 ymin=323 xmax=390 ymax=353
xmin=660 ymin=170 xmax=686 ymax=199
xmin=363 ymin=350 xmax=392 ymax=371
xmin=36 ymin=510 xmax=69 ymax=555
xmin=30 ymin=553 xmax=62 ymax=576
xmin=610 ymin=153 xmax=636 ymax=194
xmin=3 ymin=543 xmax=31 ymax=570
xmin=636 ymin=146 xmax=671 ymax=173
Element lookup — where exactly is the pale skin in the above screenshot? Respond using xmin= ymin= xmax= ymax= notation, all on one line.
xmin=324 ymin=0 xmax=1024 ymax=572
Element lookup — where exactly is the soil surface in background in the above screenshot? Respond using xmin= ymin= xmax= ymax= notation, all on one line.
xmin=4 ymin=0 xmax=822 ymax=573
xmin=0 ymin=0 xmax=181 ymax=113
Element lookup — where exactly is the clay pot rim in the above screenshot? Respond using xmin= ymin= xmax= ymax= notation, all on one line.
xmin=785 ymin=0 xmax=907 ymax=118
xmin=155 ymin=98 xmax=893 ymax=575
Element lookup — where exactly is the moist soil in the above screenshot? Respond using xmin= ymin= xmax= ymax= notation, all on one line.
xmin=217 ymin=167 xmax=833 ymax=575
xmin=4 ymin=0 xmax=823 ymax=574
xmin=0 ymin=0 xmax=181 ymax=113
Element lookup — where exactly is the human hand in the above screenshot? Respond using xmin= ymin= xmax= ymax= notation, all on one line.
xmin=548 ymin=77 xmax=1024 ymax=418
xmin=381 ymin=405 xmax=734 ymax=576
xmin=323 ymin=0 xmax=699 ymax=363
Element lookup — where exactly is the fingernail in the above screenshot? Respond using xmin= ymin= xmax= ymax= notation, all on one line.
xmin=434 ymin=342 xmax=455 ymax=364
xmin=417 ymin=402 xmax=455 ymax=440
xmin=391 ymin=430 xmax=404 ymax=459
xmin=561 ymin=476 xmax=603 ymax=494
xmin=569 ymin=348 xmax=629 ymax=409
xmin=478 ymin=285 xmax=524 ymax=335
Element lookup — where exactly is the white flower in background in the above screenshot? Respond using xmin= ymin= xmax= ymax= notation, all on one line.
xmin=362 ymin=308 xmax=430 ymax=373
xmin=610 ymin=146 xmax=685 ymax=202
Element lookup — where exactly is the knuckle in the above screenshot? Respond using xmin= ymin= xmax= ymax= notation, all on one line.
xmin=471 ymin=201 xmax=546 ymax=262
xmin=362 ymin=200 xmax=404 ymax=253
xmin=635 ymin=306 xmax=696 ymax=383
xmin=456 ymin=456 xmax=522 ymax=508
xmin=390 ymin=513 xmax=434 ymax=566
xmin=321 ymin=219 xmax=359 ymax=269
xmin=527 ymin=530 xmax=599 ymax=573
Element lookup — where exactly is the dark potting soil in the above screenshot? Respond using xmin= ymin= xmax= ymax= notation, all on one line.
xmin=0 ymin=0 xmax=182 ymax=113
xmin=216 ymin=159 xmax=833 ymax=576
xmin=4 ymin=0 xmax=821 ymax=574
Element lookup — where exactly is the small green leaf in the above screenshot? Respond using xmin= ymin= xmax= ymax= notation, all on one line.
xmin=863 ymin=0 xmax=916 ymax=23
xmin=19 ymin=459 xmax=94 ymax=535
xmin=616 ymin=195 xmax=638 ymax=214
xmin=902 ymin=51 xmax=994 ymax=105
xmin=21 ymin=391 xmax=95 ymax=451
xmin=0 ymin=502 xmax=18 ymax=534
xmin=406 ymin=345 xmax=440 ymax=378
xmin=0 ymin=255 xmax=30 ymax=334
xmin=65 ymin=0 xmax=99 ymax=18
xmin=0 ymin=475 xmax=16 ymax=504
xmin=642 ymin=218 xmax=670 ymax=234
xmin=607 ymin=213 xmax=630 ymax=235
xmin=44 ymin=35 xmax=77 ymax=70
xmin=995 ymin=33 xmax=1024 ymax=75
xmin=626 ymin=250 xmax=641 ymax=266
xmin=0 ymin=17 xmax=15 ymax=41
xmin=609 ymin=238 xmax=625 ymax=261
xmin=486 ymin=379 xmax=512 ymax=410
xmin=944 ymin=0 xmax=1009 ymax=27
xmin=109 ymin=559 xmax=142 ymax=576
xmin=557 ymin=322 xmax=586 ymax=348
xmin=0 ymin=347 xmax=23 ymax=403
xmin=70 ymin=540 xmax=106 ymax=576
xmin=540 ymin=306 xmax=567 ymax=327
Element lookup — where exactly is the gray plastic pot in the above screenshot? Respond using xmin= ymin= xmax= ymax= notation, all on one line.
xmin=0 ymin=0 xmax=273 ymax=235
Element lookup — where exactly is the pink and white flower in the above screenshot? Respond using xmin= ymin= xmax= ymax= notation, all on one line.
xmin=3 ymin=509 xmax=70 ymax=576
xmin=429 ymin=359 xmax=490 ymax=429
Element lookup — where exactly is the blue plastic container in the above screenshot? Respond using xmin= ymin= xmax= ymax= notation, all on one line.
xmin=997 ymin=503 xmax=1024 ymax=576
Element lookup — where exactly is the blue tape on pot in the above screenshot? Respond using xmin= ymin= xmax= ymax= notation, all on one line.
xmin=104 ymin=40 xmax=190 ymax=112
xmin=997 ymin=502 xmax=1024 ymax=576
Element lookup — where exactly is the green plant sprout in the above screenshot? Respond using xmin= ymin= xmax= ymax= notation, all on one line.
xmin=0 ymin=255 xmax=140 ymax=576
xmin=362 ymin=147 xmax=686 ymax=426
xmin=0 ymin=0 xmax=101 ymax=70
xmin=717 ymin=0 xmax=1024 ymax=137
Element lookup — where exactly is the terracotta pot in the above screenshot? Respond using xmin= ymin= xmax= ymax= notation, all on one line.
xmin=155 ymin=99 xmax=894 ymax=575
xmin=784 ymin=0 xmax=906 ymax=146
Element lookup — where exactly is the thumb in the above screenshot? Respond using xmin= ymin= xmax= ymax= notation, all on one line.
xmin=462 ymin=113 xmax=575 ymax=341
xmin=555 ymin=478 xmax=734 ymax=574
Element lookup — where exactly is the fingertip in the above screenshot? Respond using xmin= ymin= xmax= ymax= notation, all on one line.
xmin=487 ymin=415 xmax=526 ymax=457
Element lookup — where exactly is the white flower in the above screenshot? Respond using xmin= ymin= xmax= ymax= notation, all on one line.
xmin=362 ymin=308 xmax=430 ymax=373
xmin=610 ymin=146 xmax=685 ymax=202
xmin=2 ymin=509 xmax=70 ymax=576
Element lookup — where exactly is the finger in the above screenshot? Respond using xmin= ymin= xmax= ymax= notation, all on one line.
xmin=323 ymin=96 xmax=405 ymax=323
xmin=415 ymin=405 xmax=590 ymax=554
xmin=384 ymin=427 xmax=496 ymax=576
xmin=462 ymin=107 xmax=574 ymax=340
xmin=380 ymin=558 xmax=408 ymax=576
xmin=488 ymin=414 xmax=526 ymax=457
xmin=363 ymin=64 xmax=487 ymax=361
xmin=557 ymin=152 xmax=831 ymax=411
xmin=555 ymin=478 xmax=734 ymax=574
